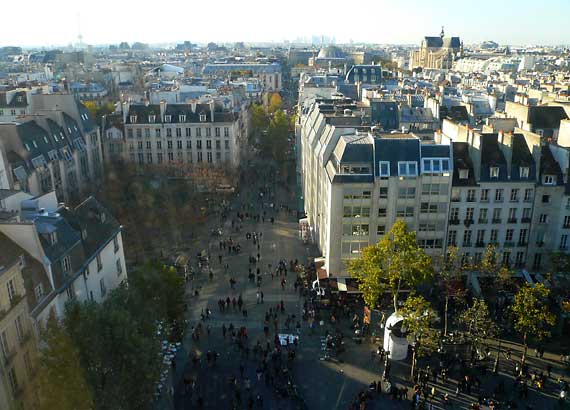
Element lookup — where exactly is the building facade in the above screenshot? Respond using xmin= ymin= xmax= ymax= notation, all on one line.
xmin=410 ymin=29 xmax=462 ymax=70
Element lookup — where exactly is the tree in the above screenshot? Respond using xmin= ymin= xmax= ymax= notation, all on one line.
xmin=265 ymin=109 xmax=290 ymax=162
xmin=458 ymin=298 xmax=497 ymax=354
xmin=550 ymin=251 xmax=570 ymax=273
xmin=511 ymin=283 xmax=556 ymax=365
xmin=37 ymin=316 xmax=94 ymax=410
xmin=400 ymin=294 xmax=439 ymax=380
xmin=251 ymin=103 xmax=269 ymax=131
xmin=268 ymin=93 xmax=283 ymax=113
xmin=65 ymin=291 xmax=162 ymax=410
xmin=479 ymin=245 xmax=513 ymax=289
xmin=439 ymin=246 xmax=465 ymax=337
xmin=348 ymin=220 xmax=433 ymax=312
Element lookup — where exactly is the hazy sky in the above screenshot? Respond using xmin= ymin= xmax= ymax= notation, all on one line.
xmin=1 ymin=0 xmax=569 ymax=47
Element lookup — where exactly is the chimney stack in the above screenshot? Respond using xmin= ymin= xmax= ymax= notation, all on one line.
xmin=159 ymin=100 xmax=167 ymax=121
xmin=209 ymin=100 xmax=215 ymax=122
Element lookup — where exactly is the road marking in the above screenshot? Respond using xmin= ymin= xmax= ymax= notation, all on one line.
xmin=333 ymin=376 xmax=346 ymax=410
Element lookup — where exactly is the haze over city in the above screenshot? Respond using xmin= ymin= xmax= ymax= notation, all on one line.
xmin=2 ymin=0 xmax=570 ymax=46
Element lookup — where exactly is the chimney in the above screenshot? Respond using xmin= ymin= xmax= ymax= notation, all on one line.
xmin=122 ymin=101 xmax=130 ymax=124
xmin=159 ymin=100 xmax=167 ymax=121
xmin=191 ymin=101 xmax=197 ymax=113
xmin=209 ymin=100 xmax=215 ymax=122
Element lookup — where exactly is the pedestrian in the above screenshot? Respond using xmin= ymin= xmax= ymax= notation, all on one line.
xmin=256 ymin=291 xmax=261 ymax=304
xmin=222 ymin=324 xmax=227 ymax=338
xmin=261 ymin=291 xmax=264 ymax=303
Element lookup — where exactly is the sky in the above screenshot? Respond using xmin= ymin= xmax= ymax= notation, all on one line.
xmin=1 ymin=0 xmax=569 ymax=47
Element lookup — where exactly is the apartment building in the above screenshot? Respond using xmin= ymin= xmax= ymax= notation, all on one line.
xmin=121 ymin=101 xmax=245 ymax=168
xmin=0 ymin=234 xmax=40 ymax=410
xmin=0 ymin=193 xmax=127 ymax=326
xmin=0 ymin=93 xmax=104 ymax=204
xmin=300 ymin=99 xmax=452 ymax=277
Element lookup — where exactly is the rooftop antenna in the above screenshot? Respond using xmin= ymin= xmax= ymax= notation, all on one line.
xmin=440 ymin=26 xmax=445 ymax=39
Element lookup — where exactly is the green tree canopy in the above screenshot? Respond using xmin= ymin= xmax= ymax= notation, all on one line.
xmin=458 ymin=298 xmax=497 ymax=351
xmin=400 ymin=294 xmax=439 ymax=379
xmin=348 ymin=220 xmax=433 ymax=311
xmin=251 ymin=103 xmax=269 ymax=131
xmin=511 ymin=283 xmax=556 ymax=364
xmin=37 ymin=316 xmax=94 ymax=410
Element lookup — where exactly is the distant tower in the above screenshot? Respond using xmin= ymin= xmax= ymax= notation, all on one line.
xmin=77 ymin=12 xmax=84 ymax=48
xmin=440 ymin=26 xmax=445 ymax=39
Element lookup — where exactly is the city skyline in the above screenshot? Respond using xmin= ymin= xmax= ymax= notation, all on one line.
xmin=2 ymin=0 xmax=570 ymax=47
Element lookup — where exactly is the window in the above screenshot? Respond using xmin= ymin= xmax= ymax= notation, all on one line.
xmin=492 ymin=208 xmax=501 ymax=222
xmin=379 ymin=187 xmax=388 ymax=199
xmin=398 ymin=161 xmax=417 ymax=177
xmin=398 ymin=187 xmax=416 ymax=199
xmin=96 ymin=254 xmax=102 ymax=271
xmin=522 ymin=208 xmax=531 ymax=220
xmin=216 ymin=127 xmax=222 ymax=137
xmin=100 ymin=278 xmax=107 ymax=297
xmin=216 ymin=140 xmax=221 ymax=150
xmin=533 ymin=253 xmax=542 ymax=269
xmin=167 ymin=141 xmax=173 ymax=150
xmin=206 ymin=140 xmax=212 ymax=149
xmin=35 ymin=283 xmax=43 ymax=301
xmin=62 ymin=256 xmax=72 ymax=274
xmin=149 ymin=115 xmax=156 ymax=123
xmin=447 ymin=230 xmax=457 ymax=246
xmin=197 ymin=140 xmax=202 ymax=149
xmin=137 ymin=141 xmax=143 ymax=150
xmin=187 ymin=140 xmax=192 ymax=149
xmin=225 ymin=140 xmax=230 ymax=150
xmin=463 ymin=230 xmax=472 ymax=246
xmin=168 ymin=152 xmax=174 ymax=161
xmin=419 ymin=223 xmax=437 ymax=232
xmin=542 ymin=195 xmax=551 ymax=203
xmin=196 ymin=128 xmax=202 ymax=137
xmin=156 ymin=129 xmax=161 ymax=138
xmin=145 ymin=128 xmax=151 ymax=138
xmin=7 ymin=279 xmax=16 ymax=302
xmin=520 ymin=167 xmax=529 ymax=179
xmin=495 ymin=189 xmax=503 ymax=202
xmin=197 ymin=152 xmax=203 ymax=162
xmin=379 ymin=161 xmax=390 ymax=177
xmin=8 ymin=368 xmax=18 ymax=394
xmin=146 ymin=141 xmax=151 ymax=149
xmin=510 ymin=189 xmax=519 ymax=202
xmin=206 ymin=128 xmax=212 ymax=137
xmin=451 ymin=188 xmax=461 ymax=202
xmin=564 ymin=216 xmax=570 ymax=228
xmin=396 ymin=206 xmax=415 ymax=217
xmin=23 ymin=351 xmax=32 ymax=376
xmin=165 ymin=115 xmax=172 ymax=123
xmin=138 ymin=153 xmax=144 ymax=164
xmin=113 ymin=236 xmax=119 ymax=253
xmin=480 ymin=189 xmax=489 ymax=202
xmin=377 ymin=225 xmax=386 ymax=236
xmin=422 ymin=158 xmax=450 ymax=174
xmin=177 ymin=140 xmax=183 ymax=149
xmin=127 ymin=129 xmax=133 ymax=138
xmin=490 ymin=229 xmax=498 ymax=243
xmin=490 ymin=167 xmax=499 ymax=178
xmin=539 ymin=214 xmax=548 ymax=223
xmin=418 ymin=239 xmax=443 ymax=249
xmin=505 ymin=229 xmax=514 ymax=242
xmin=459 ymin=169 xmax=469 ymax=179
xmin=508 ymin=208 xmax=517 ymax=221
xmin=465 ymin=208 xmax=474 ymax=220
xmin=207 ymin=152 xmax=213 ymax=163
xmin=423 ymin=184 xmax=444 ymax=196
xmin=130 ymin=115 xmax=137 ymax=123
xmin=117 ymin=259 xmax=123 ymax=276
xmin=157 ymin=141 xmax=162 ymax=149
xmin=136 ymin=128 xmax=142 ymax=138
xmin=199 ymin=113 xmax=207 ymax=122
xmin=224 ymin=127 xmax=230 ymax=137
xmin=524 ymin=188 xmax=533 ymax=202
xmin=176 ymin=128 xmax=182 ymax=137
xmin=166 ymin=128 xmax=172 ymax=137
xmin=479 ymin=208 xmax=488 ymax=222
xmin=519 ymin=229 xmax=528 ymax=244
xmin=15 ymin=315 xmax=23 ymax=342
xmin=378 ymin=208 xmax=387 ymax=217
xmin=179 ymin=115 xmax=186 ymax=122
xmin=0 ymin=330 xmax=9 ymax=360
xmin=157 ymin=153 xmax=163 ymax=163
xmin=450 ymin=208 xmax=459 ymax=220
xmin=467 ymin=189 xmax=476 ymax=202
xmin=544 ymin=175 xmax=555 ymax=185
xmin=66 ymin=283 xmax=75 ymax=300
xmin=476 ymin=230 xmax=485 ymax=244
xmin=561 ymin=234 xmax=569 ymax=250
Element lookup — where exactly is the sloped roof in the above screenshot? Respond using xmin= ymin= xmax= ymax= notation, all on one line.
xmin=529 ymin=106 xmax=568 ymax=129
xmin=452 ymin=142 xmax=476 ymax=186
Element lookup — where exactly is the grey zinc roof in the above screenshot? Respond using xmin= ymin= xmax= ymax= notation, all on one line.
xmin=335 ymin=134 xmax=373 ymax=163
xmin=374 ymin=138 xmax=420 ymax=177
xmin=421 ymin=144 xmax=451 ymax=158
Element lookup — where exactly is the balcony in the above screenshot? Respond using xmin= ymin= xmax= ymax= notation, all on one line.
xmin=463 ymin=242 xmax=473 ymax=247
xmin=560 ymin=245 xmax=569 ymax=251
xmin=464 ymin=219 xmax=474 ymax=227
xmin=504 ymin=241 xmax=515 ymax=248
xmin=475 ymin=242 xmax=486 ymax=248
xmin=524 ymin=198 xmax=534 ymax=203
xmin=451 ymin=197 xmax=461 ymax=202
xmin=492 ymin=218 xmax=502 ymax=224
xmin=518 ymin=241 xmax=528 ymax=247
xmin=449 ymin=218 xmax=460 ymax=225
xmin=466 ymin=197 xmax=476 ymax=203
xmin=521 ymin=218 xmax=532 ymax=224
xmin=507 ymin=218 xmax=518 ymax=224
xmin=480 ymin=197 xmax=490 ymax=203
xmin=478 ymin=219 xmax=488 ymax=224
xmin=563 ymin=225 xmax=570 ymax=230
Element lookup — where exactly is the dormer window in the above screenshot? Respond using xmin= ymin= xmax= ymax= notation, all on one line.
xmin=490 ymin=167 xmax=499 ymax=179
xmin=459 ymin=169 xmax=469 ymax=180
xmin=179 ymin=115 xmax=186 ymax=122
xmin=164 ymin=115 xmax=172 ymax=123
xmin=130 ymin=115 xmax=137 ymax=123
xmin=379 ymin=161 xmax=390 ymax=177
xmin=199 ymin=113 xmax=207 ymax=122
xmin=81 ymin=229 xmax=88 ymax=240
xmin=148 ymin=115 xmax=156 ymax=123
xmin=50 ymin=232 xmax=57 ymax=245
xmin=398 ymin=161 xmax=417 ymax=177
xmin=520 ymin=167 xmax=530 ymax=179
xmin=544 ymin=175 xmax=555 ymax=185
